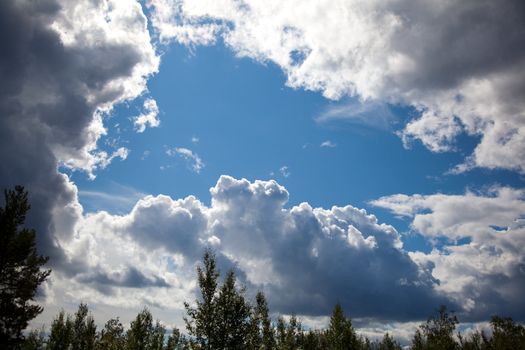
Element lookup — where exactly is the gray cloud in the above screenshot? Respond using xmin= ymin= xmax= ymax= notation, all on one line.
xmin=372 ymin=187 xmax=525 ymax=321
xmin=60 ymin=176 xmax=454 ymax=322
xmin=78 ymin=266 xmax=170 ymax=295
xmin=0 ymin=0 xmax=159 ymax=270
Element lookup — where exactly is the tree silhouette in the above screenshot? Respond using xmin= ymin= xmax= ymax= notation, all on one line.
xmin=0 ymin=186 xmax=51 ymax=347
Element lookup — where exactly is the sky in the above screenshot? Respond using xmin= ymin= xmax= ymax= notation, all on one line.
xmin=1 ymin=0 xmax=525 ymax=343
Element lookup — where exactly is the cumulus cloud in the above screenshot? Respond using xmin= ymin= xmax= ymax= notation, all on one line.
xmin=148 ymin=0 xmax=525 ymax=173
xmin=0 ymin=0 xmax=159 ymax=266
xmin=43 ymin=176 xmax=453 ymax=326
xmin=166 ymin=147 xmax=205 ymax=173
xmin=371 ymin=187 xmax=525 ymax=321
xmin=134 ymin=98 xmax=160 ymax=133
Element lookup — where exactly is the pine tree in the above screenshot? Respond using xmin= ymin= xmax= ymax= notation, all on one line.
xmin=0 ymin=186 xmax=51 ymax=347
xmin=378 ymin=333 xmax=402 ymax=350
xmin=325 ymin=304 xmax=358 ymax=350
xmin=214 ymin=270 xmax=251 ymax=349
xmin=47 ymin=310 xmax=74 ymax=350
xmin=184 ymin=249 xmax=219 ymax=349
xmin=248 ymin=291 xmax=275 ymax=349
xmin=71 ymin=303 xmax=97 ymax=350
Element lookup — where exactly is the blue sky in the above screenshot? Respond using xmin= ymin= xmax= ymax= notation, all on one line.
xmin=75 ymin=41 xmax=523 ymax=252
xmin=2 ymin=0 xmax=525 ymax=343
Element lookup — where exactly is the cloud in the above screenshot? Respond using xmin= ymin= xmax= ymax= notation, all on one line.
xmin=279 ymin=165 xmax=291 ymax=178
xmin=42 ymin=176 xmax=453 ymax=326
xmin=315 ymin=100 xmax=395 ymax=130
xmin=79 ymin=182 xmax=147 ymax=214
xmin=320 ymin=140 xmax=336 ymax=148
xmin=371 ymin=187 xmax=525 ymax=321
xmin=134 ymin=98 xmax=160 ymax=133
xmin=166 ymin=147 xmax=205 ymax=173
xmin=148 ymin=0 xmax=525 ymax=173
xmin=0 ymin=0 xmax=159 ymax=268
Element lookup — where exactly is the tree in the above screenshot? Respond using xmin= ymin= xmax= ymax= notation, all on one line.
xmin=413 ymin=305 xmax=459 ymax=350
xmin=22 ymin=327 xmax=46 ymax=350
xmin=126 ymin=308 xmax=155 ymax=350
xmin=377 ymin=333 xmax=402 ymax=350
xmin=71 ymin=303 xmax=97 ymax=350
xmin=185 ymin=250 xmax=252 ymax=349
xmin=165 ymin=327 xmax=190 ymax=350
xmin=0 ymin=186 xmax=51 ymax=347
xmin=214 ymin=270 xmax=251 ymax=349
xmin=184 ymin=249 xmax=220 ymax=349
xmin=97 ymin=317 xmax=126 ymax=350
xmin=248 ymin=291 xmax=275 ymax=349
xmin=489 ymin=316 xmax=525 ymax=350
xmin=325 ymin=304 xmax=359 ymax=350
xmin=47 ymin=310 xmax=74 ymax=350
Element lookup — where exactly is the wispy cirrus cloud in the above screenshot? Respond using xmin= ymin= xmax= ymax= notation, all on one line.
xmin=166 ymin=147 xmax=205 ymax=173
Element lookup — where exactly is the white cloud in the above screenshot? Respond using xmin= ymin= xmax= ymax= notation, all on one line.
xmin=0 ymin=0 xmax=159 ymax=266
xmin=279 ymin=165 xmax=291 ymax=178
xmin=316 ymin=100 xmax=395 ymax=130
xmin=148 ymin=0 xmax=525 ymax=173
xmin=320 ymin=140 xmax=336 ymax=148
xmin=166 ymin=147 xmax=205 ymax=173
xmin=371 ymin=187 xmax=525 ymax=320
xmin=38 ymin=175 xmax=452 ymax=330
xmin=134 ymin=98 xmax=160 ymax=133
xmin=191 ymin=136 xmax=200 ymax=143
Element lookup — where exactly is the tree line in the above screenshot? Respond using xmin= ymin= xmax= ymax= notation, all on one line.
xmin=2 ymin=187 xmax=525 ymax=349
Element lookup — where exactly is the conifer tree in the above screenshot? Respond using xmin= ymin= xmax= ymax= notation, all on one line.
xmin=325 ymin=304 xmax=358 ymax=350
xmin=184 ymin=249 xmax=219 ymax=349
xmin=47 ymin=310 xmax=74 ymax=350
xmin=71 ymin=303 xmax=97 ymax=350
xmin=378 ymin=333 xmax=402 ymax=350
xmin=0 ymin=186 xmax=51 ymax=347
xmin=214 ymin=270 xmax=251 ymax=349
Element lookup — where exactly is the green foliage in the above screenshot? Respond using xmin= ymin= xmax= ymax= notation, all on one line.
xmin=22 ymin=327 xmax=46 ymax=350
xmin=489 ymin=316 xmax=525 ymax=350
xmin=214 ymin=270 xmax=251 ymax=349
xmin=0 ymin=186 xmax=51 ymax=347
xmin=325 ymin=303 xmax=359 ymax=350
xmin=185 ymin=250 xmax=252 ymax=349
xmin=412 ymin=305 xmax=459 ymax=350
xmin=248 ymin=291 xmax=275 ymax=349
xmin=47 ymin=310 xmax=74 ymax=350
xmin=184 ymin=249 xmax=219 ymax=349
xmin=72 ymin=303 xmax=97 ymax=350
xmin=126 ymin=308 xmax=160 ymax=350
xmin=377 ymin=333 xmax=402 ymax=350
xmin=97 ymin=318 xmax=126 ymax=350
xmin=165 ymin=327 xmax=190 ymax=350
